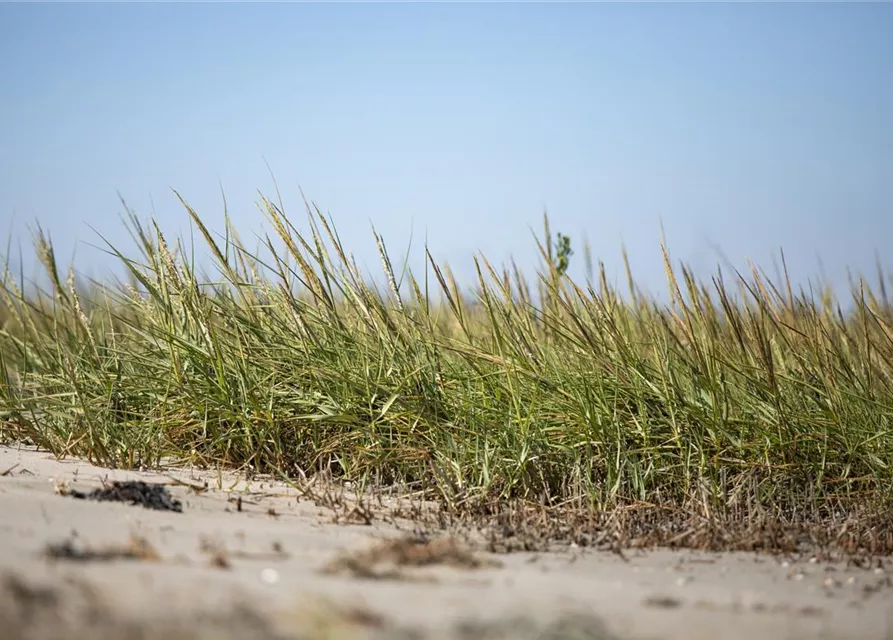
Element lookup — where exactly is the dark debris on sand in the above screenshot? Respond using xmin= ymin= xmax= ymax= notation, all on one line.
xmin=62 ymin=481 xmax=183 ymax=512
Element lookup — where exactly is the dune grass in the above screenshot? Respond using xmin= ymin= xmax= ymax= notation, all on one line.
xmin=1 ymin=194 xmax=893 ymax=535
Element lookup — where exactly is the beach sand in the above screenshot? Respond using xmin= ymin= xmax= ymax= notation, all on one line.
xmin=1 ymin=444 xmax=890 ymax=640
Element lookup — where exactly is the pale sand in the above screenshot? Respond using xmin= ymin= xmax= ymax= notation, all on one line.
xmin=1 ymin=444 xmax=891 ymax=640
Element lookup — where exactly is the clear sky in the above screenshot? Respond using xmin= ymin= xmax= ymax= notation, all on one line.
xmin=1 ymin=2 xmax=892 ymax=298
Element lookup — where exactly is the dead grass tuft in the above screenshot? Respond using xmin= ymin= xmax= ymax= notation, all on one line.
xmin=322 ymin=534 xmax=502 ymax=580
xmin=44 ymin=534 xmax=160 ymax=563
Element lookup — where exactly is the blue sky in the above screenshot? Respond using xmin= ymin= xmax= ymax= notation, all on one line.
xmin=1 ymin=2 xmax=891 ymax=298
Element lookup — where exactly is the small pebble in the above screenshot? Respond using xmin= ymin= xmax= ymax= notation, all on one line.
xmin=676 ymin=576 xmax=692 ymax=587
xmin=874 ymin=568 xmax=885 ymax=575
xmin=846 ymin=576 xmax=857 ymax=585
xmin=260 ymin=568 xmax=279 ymax=585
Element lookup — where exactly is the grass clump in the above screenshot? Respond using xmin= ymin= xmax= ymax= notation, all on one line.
xmin=2 ymin=193 xmax=893 ymax=551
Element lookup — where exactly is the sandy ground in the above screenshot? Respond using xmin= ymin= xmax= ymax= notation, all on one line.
xmin=1 ymin=444 xmax=891 ymax=640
